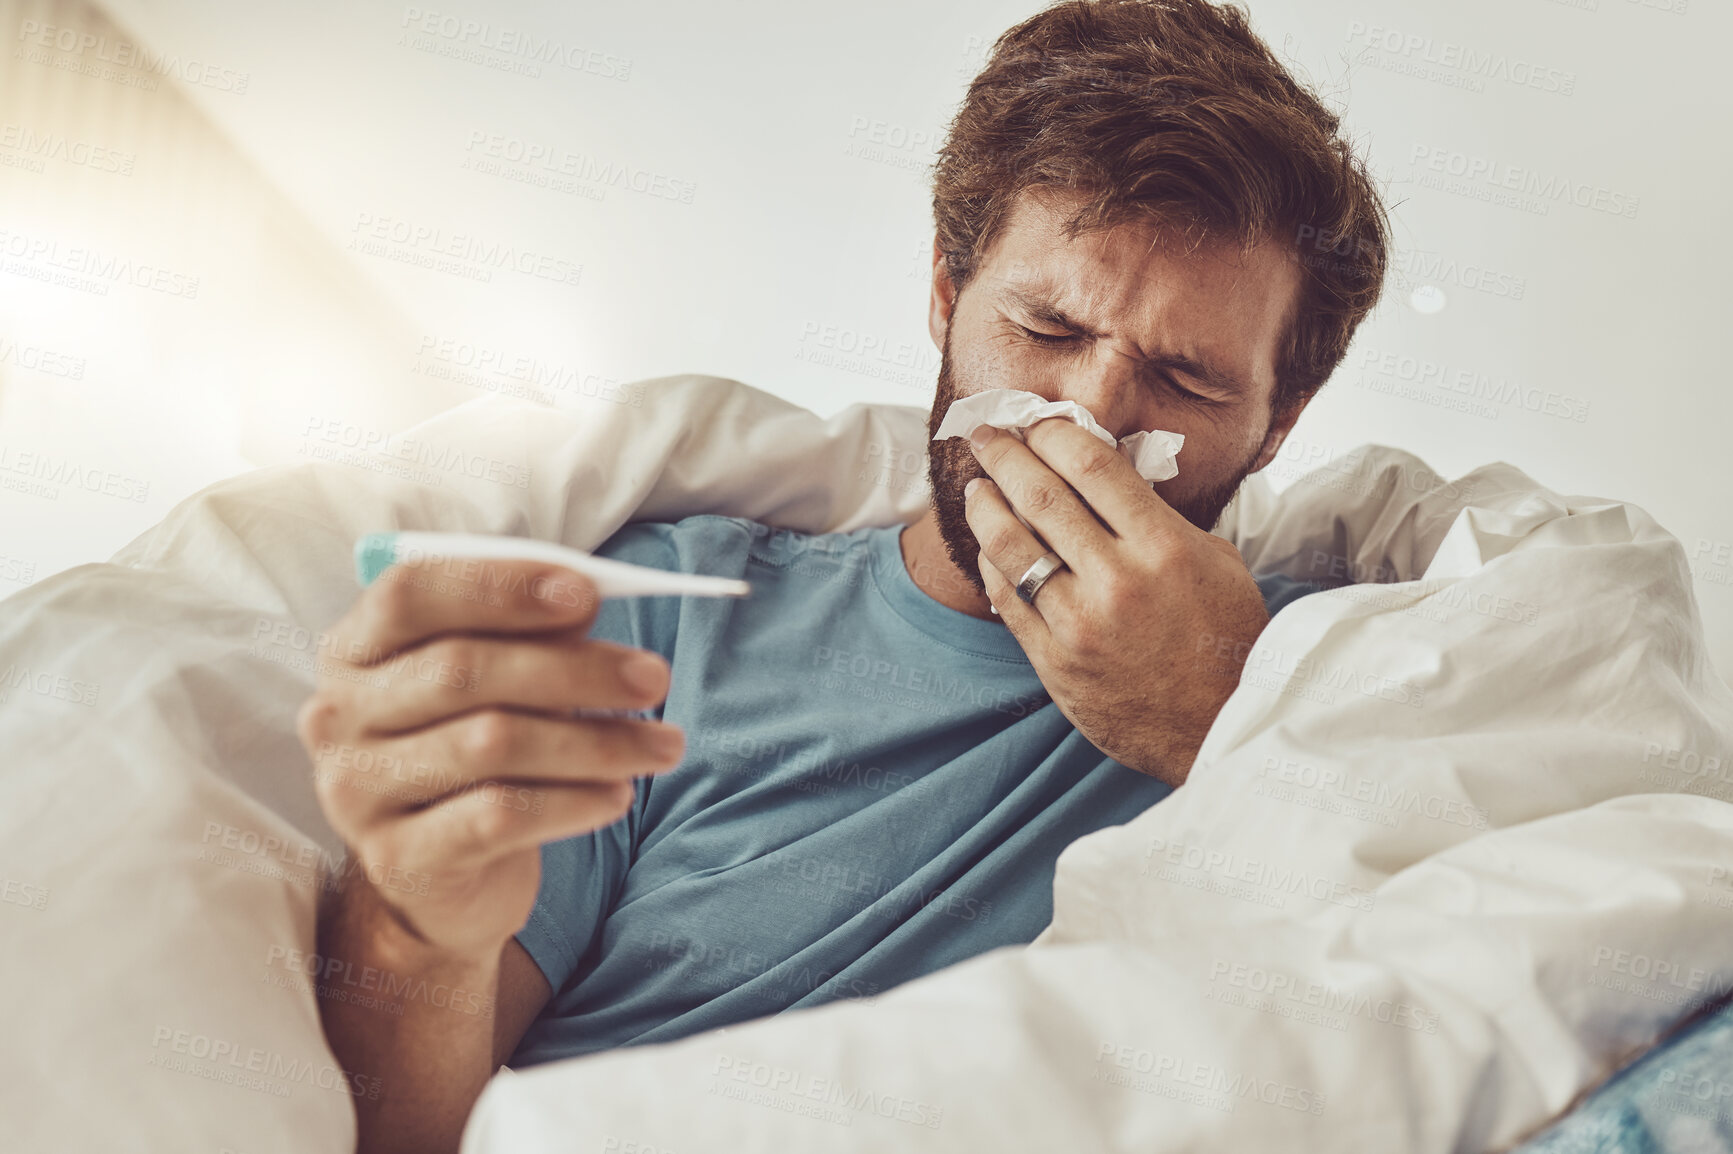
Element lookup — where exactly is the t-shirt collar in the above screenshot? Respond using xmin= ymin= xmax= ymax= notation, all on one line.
xmin=868 ymin=524 xmax=1033 ymax=664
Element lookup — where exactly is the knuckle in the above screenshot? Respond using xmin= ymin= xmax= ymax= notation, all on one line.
xmin=469 ymin=796 xmax=518 ymax=845
xmin=427 ymin=635 xmax=483 ymax=680
xmin=296 ymin=694 xmax=341 ymax=752
xmin=1075 ymin=444 xmax=1118 ymax=481
xmin=1022 ymin=483 xmax=1060 ymax=515
xmin=985 ymin=526 xmax=1022 ymax=558
xmin=363 ymin=571 xmax=416 ymax=638
xmin=1071 ymin=624 xmax=1108 ymax=662
xmin=349 ymin=834 xmax=390 ymax=880
xmin=1097 ymin=567 xmax=1137 ymax=609
xmin=458 ymin=710 xmax=517 ymax=774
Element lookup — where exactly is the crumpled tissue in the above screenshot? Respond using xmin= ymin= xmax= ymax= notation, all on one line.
xmin=932 ymin=388 xmax=1184 ymax=482
xmin=933 ymin=390 xmax=1186 ymax=613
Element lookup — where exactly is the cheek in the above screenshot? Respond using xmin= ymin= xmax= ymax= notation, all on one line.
xmin=1150 ymin=425 xmax=1247 ymax=495
xmin=954 ymin=333 xmax=1058 ymax=391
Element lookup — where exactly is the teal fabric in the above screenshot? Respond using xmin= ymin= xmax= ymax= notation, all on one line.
xmin=510 ymin=514 xmax=1321 ymax=1066
xmin=1512 ymin=995 xmax=1733 ymax=1153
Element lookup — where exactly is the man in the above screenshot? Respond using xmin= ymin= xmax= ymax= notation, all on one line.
xmin=296 ymin=1 xmax=1388 ymax=1149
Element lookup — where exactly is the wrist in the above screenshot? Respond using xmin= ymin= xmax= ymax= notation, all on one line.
xmin=321 ymin=858 xmax=502 ymax=980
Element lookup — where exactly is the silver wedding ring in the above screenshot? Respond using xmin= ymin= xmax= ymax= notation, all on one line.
xmin=1015 ymin=551 xmax=1067 ymax=606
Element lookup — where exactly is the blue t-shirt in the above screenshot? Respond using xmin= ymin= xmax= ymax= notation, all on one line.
xmin=510 ymin=515 xmax=1319 ymax=1067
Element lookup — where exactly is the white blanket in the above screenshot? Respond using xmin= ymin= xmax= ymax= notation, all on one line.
xmin=0 ymin=376 xmax=1727 ymax=1153
xmin=462 ymin=411 xmax=1733 ymax=1150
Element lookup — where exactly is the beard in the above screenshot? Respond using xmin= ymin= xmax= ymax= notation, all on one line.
xmin=924 ymin=324 xmax=1265 ymax=596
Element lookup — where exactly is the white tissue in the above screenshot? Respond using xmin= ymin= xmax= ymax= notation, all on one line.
xmin=932 ymin=388 xmax=1184 ymax=482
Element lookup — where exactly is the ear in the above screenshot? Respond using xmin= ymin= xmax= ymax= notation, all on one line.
xmin=1249 ymin=396 xmax=1308 ymax=474
xmin=928 ymin=236 xmax=958 ymax=349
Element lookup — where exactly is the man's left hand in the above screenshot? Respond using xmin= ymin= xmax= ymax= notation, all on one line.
xmin=964 ymin=418 xmax=1269 ymax=786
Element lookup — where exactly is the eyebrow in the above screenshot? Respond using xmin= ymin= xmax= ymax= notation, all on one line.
xmin=999 ymin=285 xmax=1251 ymax=398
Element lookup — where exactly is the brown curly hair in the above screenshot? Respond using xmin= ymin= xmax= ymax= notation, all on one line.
xmin=933 ymin=0 xmax=1390 ymax=416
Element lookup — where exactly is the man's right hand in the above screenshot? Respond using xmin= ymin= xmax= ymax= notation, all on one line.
xmin=296 ymin=555 xmax=686 ymax=964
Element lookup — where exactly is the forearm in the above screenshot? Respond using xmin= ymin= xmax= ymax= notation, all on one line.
xmin=316 ymin=871 xmax=502 ymax=1154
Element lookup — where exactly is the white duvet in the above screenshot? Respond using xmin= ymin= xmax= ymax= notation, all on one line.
xmin=1 ymin=376 xmax=1729 ymax=1153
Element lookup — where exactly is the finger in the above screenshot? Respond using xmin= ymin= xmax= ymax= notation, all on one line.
xmin=964 ymin=475 xmax=1076 ymax=618
xmin=976 ymin=543 xmax=1051 ymax=652
xmin=313 ymin=709 xmax=682 ymax=831
xmin=1020 ymin=417 xmax=1181 ymax=543
xmin=327 ymin=558 xmax=603 ymax=669
xmin=386 ymin=778 xmax=639 ymax=874
xmin=358 ymin=636 xmax=670 ymax=734
xmin=968 ymin=424 xmax=1113 ymax=579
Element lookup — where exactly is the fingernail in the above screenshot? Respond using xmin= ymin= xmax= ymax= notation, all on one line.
xmin=534 ymin=571 xmax=590 ymax=611
xmin=968 ymin=425 xmax=994 ymax=449
xmin=621 ymin=652 xmax=668 ymax=695
xmin=965 ymin=477 xmax=983 ymax=498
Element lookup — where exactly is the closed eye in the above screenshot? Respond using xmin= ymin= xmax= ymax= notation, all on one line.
xmin=1012 ymin=317 xmax=1221 ymax=402
xmin=1163 ymin=375 xmax=1209 ymax=402
xmin=1015 ymin=324 xmax=1077 ymax=348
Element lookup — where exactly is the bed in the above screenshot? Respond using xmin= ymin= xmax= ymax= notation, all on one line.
xmin=1 ymin=375 xmax=1729 ymax=1152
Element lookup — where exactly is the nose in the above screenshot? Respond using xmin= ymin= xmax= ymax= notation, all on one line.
xmin=1028 ymin=344 xmax=1149 ymax=441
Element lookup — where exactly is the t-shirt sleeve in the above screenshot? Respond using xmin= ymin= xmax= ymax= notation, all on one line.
xmin=511 ymin=520 xmax=686 ymax=996
xmin=1254 ymin=570 xmax=1326 ymax=617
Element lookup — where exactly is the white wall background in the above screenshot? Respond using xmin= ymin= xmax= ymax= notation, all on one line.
xmin=2 ymin=0 xmax=1728 ymax=676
